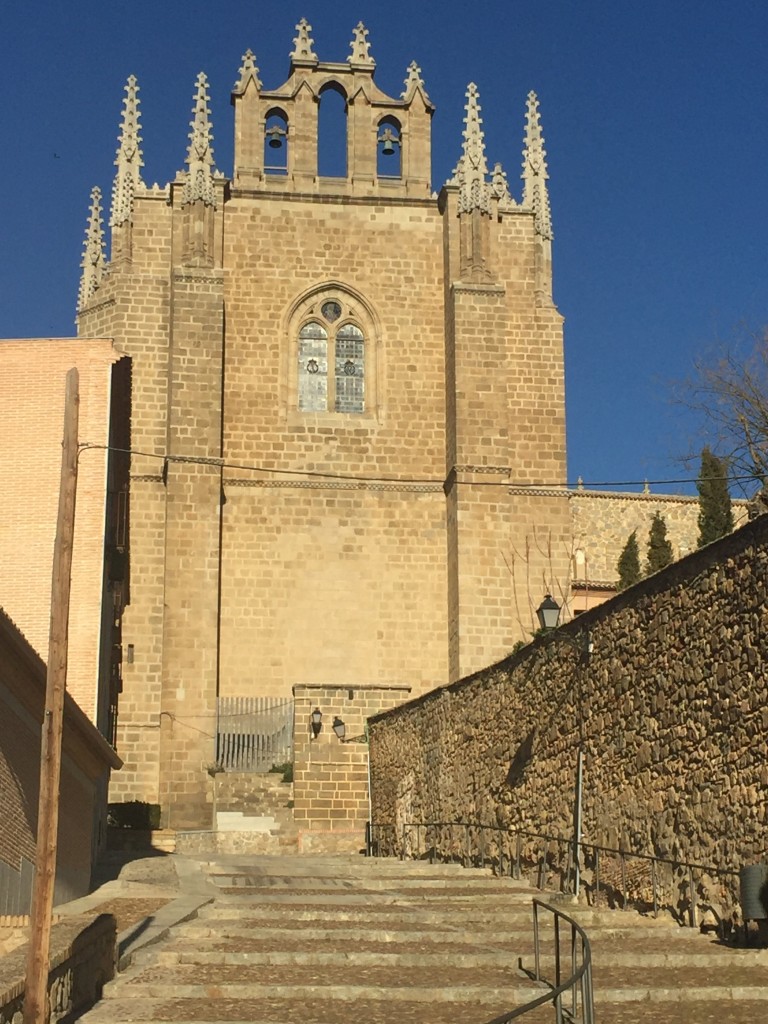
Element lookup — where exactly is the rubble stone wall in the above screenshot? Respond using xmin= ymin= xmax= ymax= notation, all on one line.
xmin=369 ymin=517 xmax=768 ymax=921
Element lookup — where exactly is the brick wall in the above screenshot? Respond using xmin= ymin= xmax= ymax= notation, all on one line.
xmin=0 ymin=338 xmax=123 ymax=722
xmin=370 ymin=515 xmax=768 ymax=920
xmin=293 ymin=683 xmax=410 ymax=851
xmin=0 ymin=609 xmax=121 ymax=914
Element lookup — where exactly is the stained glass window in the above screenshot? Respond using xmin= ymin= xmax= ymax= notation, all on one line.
xmin=334 ymin=324 xmax=365 ymax=413
xmin=298 ymin=322 xmax=328 ymax=412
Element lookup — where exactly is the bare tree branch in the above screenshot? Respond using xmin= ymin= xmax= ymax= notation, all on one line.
xmin=677 ymin=328 xmax=768 ymax=495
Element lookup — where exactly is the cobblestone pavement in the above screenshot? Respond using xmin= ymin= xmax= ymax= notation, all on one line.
xmin=55 ymin=853 xmax=768 ymax=1023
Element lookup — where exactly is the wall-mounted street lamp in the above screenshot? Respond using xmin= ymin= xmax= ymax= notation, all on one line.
xmin=536 ymin=595 xmax=593 ymax=655
xmin=332 ymin=716 xmax=346 ymax=741
xmin=535 ymin=594 xmax=593 ymax=898
xmin=536 ymin=593 xmax=562 ymax=631
xmin=310 ymin=707 xmax=323 ymax=739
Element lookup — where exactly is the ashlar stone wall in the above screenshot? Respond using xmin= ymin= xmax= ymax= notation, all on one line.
xmin=369 ymin=515 xmax=768 ymax=920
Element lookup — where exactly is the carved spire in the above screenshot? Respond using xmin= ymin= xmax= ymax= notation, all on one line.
xmin=348 ymin=21 xmax=375 ymax=66
xmin=491 ymin=162 xmax=516 ymax=209
xmin=183 ymin=73 xmax=217 ymax=208
xmin=401 ymin=60 xmax=431 ymax=104
xmin=522 ymin=91 xmax=552 ymax=240
xmin=78 ymin=187 xmax=106 ymax=312
xmin=290 ymin=18 xmax=317 ymax=65
xmin=232 ymin=49 xmax=261 ymax=95
xmin=110 ymin=75 xmax=144 ymax=228
xmin=452 ymin=83 xmax=491 ymax=215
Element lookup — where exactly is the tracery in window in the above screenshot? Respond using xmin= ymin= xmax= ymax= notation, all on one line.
xmin=296 ymin=315 xmax=365 ymax=414
xmin=288 ymin=284 xmax=379 ymax=421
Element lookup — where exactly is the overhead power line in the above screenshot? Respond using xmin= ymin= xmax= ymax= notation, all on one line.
xmin=78 ymin=443 xmax=749 ymax=492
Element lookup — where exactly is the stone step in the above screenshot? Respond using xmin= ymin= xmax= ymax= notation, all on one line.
xmin=144 ymin=949 xmax=523 ymax=968
xmin=140 ymin=945 xmax=763 ymax=970
xmin=215 ymin=812 xmax=279 ymax=833
xmin=106 ymin=978 xmax=540 ymax=1004
xmin=202 ymin=855 xmax=492 ymax=877
xmin=76 ymin=996 xmax=529 ymax=1024
xmin=192 ymin=904 xmax=536 ymax=924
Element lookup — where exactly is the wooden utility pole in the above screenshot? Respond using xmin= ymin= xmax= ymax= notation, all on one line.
xmin=23 ymin=368 xmax=79 ymax=1024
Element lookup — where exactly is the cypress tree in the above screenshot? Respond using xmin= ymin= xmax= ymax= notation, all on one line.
xmin=696 ymin=447 xmax=734 ymax=547
xmin=646 ymin=512 xmax=673 ymax=574
xmin=617 ymin=530 xmax=642 ymax=591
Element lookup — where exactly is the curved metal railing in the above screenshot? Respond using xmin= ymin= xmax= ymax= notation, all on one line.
xmin=482 ymin=899 xmax=593 ymax=1024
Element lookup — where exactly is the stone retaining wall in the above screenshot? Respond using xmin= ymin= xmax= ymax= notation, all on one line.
xmin=0 ymin=913 xmax=116 ymax=1024
xmin=369 ymin=517 xmax=768 ymax=923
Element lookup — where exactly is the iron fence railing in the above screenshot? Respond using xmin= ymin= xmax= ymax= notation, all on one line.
xmin=480 ymin=900 xmax=594 ymax=1024
xmin=367 ymin=819 xmax=741 ymax=928
xmin=215 ymin=696 xmax=293 ymax=771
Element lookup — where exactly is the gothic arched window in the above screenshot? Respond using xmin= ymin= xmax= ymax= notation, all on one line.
xmin=297 ymin=301 xmax=365 ymax=414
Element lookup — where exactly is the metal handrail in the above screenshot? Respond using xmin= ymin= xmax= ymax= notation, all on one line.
xmin=481 ymin=900 xmax=594 ymax=1024
xmin=367 ymin=819 xmax=740 ymax=927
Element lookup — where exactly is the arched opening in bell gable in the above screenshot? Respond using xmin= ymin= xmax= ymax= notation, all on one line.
xmin=317 ymin=83 xmax=348 ymax=178
xmin=376 ymin=115 xmax=402 ymax=179
xmin=264 ymin=108 xmax=289 ymax=175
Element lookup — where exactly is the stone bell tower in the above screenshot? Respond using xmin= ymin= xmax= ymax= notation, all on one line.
xmin=76 ymin=20 xmax=571 ymax=830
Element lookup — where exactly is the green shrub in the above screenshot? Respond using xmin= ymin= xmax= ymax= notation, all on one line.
xmin=108 ymin=801 xmax=161 ymax=830
xmin=269 ymin=761 xmax=293 ymax=784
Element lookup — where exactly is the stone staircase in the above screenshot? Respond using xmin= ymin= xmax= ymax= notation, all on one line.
xmin=177 ymin=773 xmax=299 ymax=856
xmin=78 ymin=856 xmax=768 ymax=1024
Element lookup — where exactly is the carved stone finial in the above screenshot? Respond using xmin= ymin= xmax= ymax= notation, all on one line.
xmin=348 ymin=21 xmax=375 ymax=66
xmin=401 ymin=61 xmax=430 ymax=103
xmin=183 ymin=73 xmax=217 ymax=208
xmin=522 ymin=91 xmax=553 ymax=240
xmin=450 ymin=83 xmax=491 ymax=215
xmin=78 ymin=187 xmax=106 ymax=312
xmin=233 ymin=49 xmax=261 ymax=94
xmin=643 ymin=479 xmax=651 ymax=494
xmin=110 ymin=75 xmax=144 ymax=229
xmin=291 ymin=18 xmax=317 ymax=64
xmin=491 ymin=161 xmax=516 ymax=209
xmin=577 ymin=476 xmax=584 ymax=490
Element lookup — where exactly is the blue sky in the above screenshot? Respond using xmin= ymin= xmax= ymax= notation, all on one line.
xmin=3 ymin=1 xmax=767 ymax=495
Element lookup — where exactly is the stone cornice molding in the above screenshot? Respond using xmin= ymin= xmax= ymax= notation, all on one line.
xmin=225 ymin=478 xmax=443 ymax=494
xmin=451 ymin=282 xmax=505 ymax=296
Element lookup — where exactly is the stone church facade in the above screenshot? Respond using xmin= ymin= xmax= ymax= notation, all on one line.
xmin=72 ymin=21 xmax=703 ymax=829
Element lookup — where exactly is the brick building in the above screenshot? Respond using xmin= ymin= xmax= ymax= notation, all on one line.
xmin=0 ymin=338 xmax=130 ymax=740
